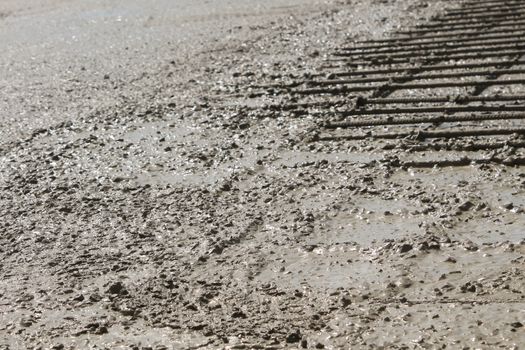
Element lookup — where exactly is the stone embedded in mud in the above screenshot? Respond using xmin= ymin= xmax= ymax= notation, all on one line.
xmin=427 ymin=241 xmax=441 ymax=250
xmin=19 ymin=318 xmax=33 ymax=327
xmin=112 ymin=176 xmax=125 ymax=183
xmin=398 ymin=243 xmax=413 ymax=253
xmin=238 ymin=122 xmax=250 ymax=130
xmin=501 ymin=202 xmax=514 ymax=210
xmin=460 ymin=282 xmax=477 ymax=293
xmin=285 ymin=330 xmax=301 ymax=343
xmin=340 ymin=295 xmax=351 ymax=307
xmin=462 ymin=240 xmax=479 ymax=251
xmin=106 ymin=281 xmax=127 ymax=295
xmin=231 ymin=310 xmax=247 ymax=319
xmin=458 ymin=201 xmax=474 ymax=212
xmin=89 ymin=293 xmax=102 ymax=302
xmin=219 ymin=182 xmax=231 ymax=191
xmin=208 ymin=245 xmax=224 ymax=255
xmin=395 ymin=277 xmax=413 ymax=289
xmin=117 ymin=303 xmax=137 ymax=316
xmin=72 ymin=294 xmax=84 ymax=302
xmin=86 ymin=322 xmax=109 ymax=335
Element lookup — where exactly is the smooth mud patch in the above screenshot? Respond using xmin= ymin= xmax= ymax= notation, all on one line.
xmin=255 ymin=243 xmax=525 ymax=299
xmin=453 ymin=213 xmax=524 ymax=244
xmin=254 ymin=245 xmax=382 ymax=290
xmin=311 ymin=197 xmax=422 ymax=246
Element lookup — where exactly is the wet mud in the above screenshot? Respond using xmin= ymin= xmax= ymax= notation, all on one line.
xmin=0 ymin=0 xmax=524 ymax=349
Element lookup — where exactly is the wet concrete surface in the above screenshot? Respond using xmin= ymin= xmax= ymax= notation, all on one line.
xmin=1 ymin=0 xmax=524 ymax=349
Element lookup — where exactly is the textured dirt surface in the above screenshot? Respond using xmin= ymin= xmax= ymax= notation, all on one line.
xmin=1 ymin=0 xmax=524 ymax=349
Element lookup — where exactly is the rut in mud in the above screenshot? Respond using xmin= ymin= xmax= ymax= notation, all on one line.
xmin=231 ymin=0 xmax=525 ymax=168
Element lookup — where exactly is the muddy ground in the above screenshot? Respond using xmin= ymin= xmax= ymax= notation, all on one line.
xmin=0 ymin=0 xmax=524 ymax=349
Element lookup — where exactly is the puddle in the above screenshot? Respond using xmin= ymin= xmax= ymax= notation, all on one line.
xmin=311 ymin=197 xmax=421 ymax=246
xmin=452 ymin=214 xmax=524 ymax=244
xmin=315 ymin=216 xmax=422 ymax=246
xmin=473 ymin=184 xmax=525 ymax=210
xmin=254 ymin=246 xmax=385 ymax=290
xmin=255 ymin=243 xmax=524 ymax=297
